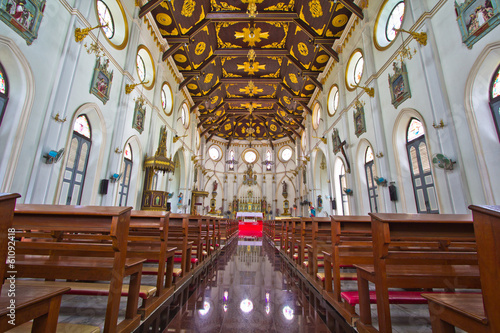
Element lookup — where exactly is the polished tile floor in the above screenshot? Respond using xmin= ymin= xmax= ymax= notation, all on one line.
xmin=163 ymin=239 xmax=331 ymax=333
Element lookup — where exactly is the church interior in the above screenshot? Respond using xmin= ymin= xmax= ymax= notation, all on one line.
xmin=0 ymin=0 xmax=500 ymax=332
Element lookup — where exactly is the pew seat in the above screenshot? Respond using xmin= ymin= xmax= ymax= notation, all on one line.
xmin=142 ymin=267 xmax=183 ymax=277
xmin=316 ymin=272 xmax=357 ymax=282
xmin=10 ymin=322 xmax=101 ymax=333
xmin=17 ymin=280 xmax=157 ymax=300
xmin=342 ymin=291 xmax=430 ymax=306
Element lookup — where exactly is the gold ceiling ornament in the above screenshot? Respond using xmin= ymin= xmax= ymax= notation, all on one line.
xmin=247 ymin=48 xmax=256 ymax=62
xmin=235 ymin=25 xmax=269 ymax=47
xmin=125 ymin=80 xmax=150 ymax=94
xmin=241 ymin=0 xmax=264 ymax=18
xmin=237 ymin=61 xmax=266 ymax=75
xmin=240 ymin=80 xmax=264 ymax=96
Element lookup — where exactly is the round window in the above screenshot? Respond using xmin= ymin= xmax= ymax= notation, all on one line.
xmin=345 ymin=50 xmax=364 ymax=91
xmin=181 ymin=103 xmax=190 ymax=129
xmin=243 ymin=150 xmax=257 ymax=164
xmin=279 ymin=146 xmax=293 ymax=162
xmin=161 ymin=82 xmax=173 ymax=116
xmin=208 ymin=145 xmax=222 ymax=161
xmin=328 ymin=85 xmax=339 ymax=116
xmin=374 ymin=0 xmax=405 ymax=50
xmin=95 ymin=0 xmax=128 ymax=50
xmin=136 ymin=46 xmax=155 ymax=90
xmin=312 ymin=103 xmax=321 ymax=130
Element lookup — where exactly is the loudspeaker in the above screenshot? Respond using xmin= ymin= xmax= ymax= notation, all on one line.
xmin=99 ymin=179 xmax=109 ymax=195
xmin=331 ymin=198 xmax=337 ymax=210
xmin=389 ymin=184 xmax=398 ymax=202
xmin=166 ymin=202 xmax=171 ymax=212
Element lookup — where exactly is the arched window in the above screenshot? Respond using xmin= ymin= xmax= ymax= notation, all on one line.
xmin=0 ymin=63 xmax=9 ymax=127
xmin=60 ymin=115 xmax=92 ymax=205
xmin=118 ymin=143 xmax=133 ymax=206
xmin=489 ymin=63 xmax=500 ymax=141
xmin=364 ymin=146 xmax=378 ymax=213
xmin=312 ymin=103 xmax=321 ymax=130
xmin=338 ymin=162 xmax=349 ymax=215
xmin=406 ymin=118 xmax=439 ymax=213
xmin=228 ymin=150 xmax=235 ymax=171
xmin=385 ymin=2 xmax=405 ymax=42
xmin=266 ymin=150 xmax=272 ymax=171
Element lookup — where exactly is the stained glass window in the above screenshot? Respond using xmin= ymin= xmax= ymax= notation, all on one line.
xmin=181 ymin=103 xmax=189 ymax=128
xmin=74 ymin=115 xmax=91 ymax=139
xmin=161 ymin=82 xmax=173 ymax=114
xmin=161 ymin=88 xmax=166 ymax=110
xmin=244 ymin=150 xmax=257 ymax=163
xmin=124 ymin=143 xmax=132 ymax=160
xmin=0 ymin=66 xmax=6 ymax=95
xmin=97 ymin=0 xmax=115 ymax=39
xmin=407 ymin=118 xmax=424 ymax=142
xmin=136 ymin=54 xmax=146 ymax=82
xmin=312 ymin=103 xmax=321 ymax=129
xmin=365 ymin=146 xmax=374 ymax=163
xmin=209 ymin=146 xmax=220 ymax=161
xmin=266 ymin=150 xmax=272 ymax=170
xmin=492 ymin=66 xmax=500 ymax=99
xmin=229 ymin=150 xmax=234 ymax=170
xmin=354 ymin=56 xmax=364 ymax=85
xmin=385 ymin=2 xmax=405 ymax=42
xmin=280 ymin=147 xmax=292 ymax=162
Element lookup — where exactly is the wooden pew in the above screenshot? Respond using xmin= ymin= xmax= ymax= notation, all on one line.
xmin=422 ymin=205 xmax=500 ymax=333
xmin=13 ymin=204 xmax=144 ymax=333
xmin=127 ymin=210 xmax=176 ymax=317
xmin=286 ymin=218 xmax=301 ymax=263
xmin=0 ymin=194 xmax=73 ymax=333
xmin=321 ymin=215 xmax=373 ymax=323
xmin=305 ymin=217 xmax=332 ymax=286
xmin=297 ymin=217 xmax=313 ymax=269
xmin=168 ymin=213 xmax=192 ymax=283
xmin=355 ymin=213 xmax=480 ymax=333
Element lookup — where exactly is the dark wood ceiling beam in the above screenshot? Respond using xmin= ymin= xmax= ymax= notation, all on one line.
xmin=285 ymin=132 xmax=296 ymax=144
xmin=225 ymin=98 xmax=278 ymax=104
xmin=256 ymin=116 xmax=276 ymax=149
xmin=201 ymin=116 xmax=227 ymax=136
xmin=338 ymin=0 xmax=364 ymax=19
xmin=221 ymin=78 xmax=282 ymax=84
xmin=179 ymin=75 xmax=196 ymax=91
xmin=319 ymin=44 xmax=339 ymax=62
xmin=192 ymin=82 xmax=222 ymax=101
xmin=166 ymin=37 xmax=190 ymax=44
xmin=189 ymin=19 xmax=212 ymax=37
xmin=206 ymin=12 xmax=298 ymax=21
xmin=190 ymin=100 xmax=204 ymax=113
xmin=298 ymin=101 xmax=312 ymax=115
xmin=138 ymin=0 xmax=164 ymax=19
xmin=215 ymin=49 xmax=289 ymax=56
xmin=197 ymin=116 xmax=210 ymax=128
xmin=225 ymin=109 xmax=275 ymax=115
xmin=278 ymin=83 xmax=310 ymax=102
xmin=206 ymin=133 xmax=215 ymax=142
xmin=162 ymin=43 xmax=183 ymax=62
xmin=307 ymin=75 xmax=323 ymax=91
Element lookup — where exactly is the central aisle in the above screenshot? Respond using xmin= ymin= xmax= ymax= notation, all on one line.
xmin=164 ymin=239 xmax=331 ymax=333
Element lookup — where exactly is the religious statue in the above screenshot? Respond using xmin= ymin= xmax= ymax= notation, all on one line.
xmin=317 ymin=195 xmax=323 ymax=209
xmin=213 ymin=180 xmax=218 ymax=192
xmin=178 ymin=193 xmax=183 ymax=207
xmin=282 ymin=181 xmax=287 ymax=194
xmin=242 ymin=164 xmax=257 ymax=186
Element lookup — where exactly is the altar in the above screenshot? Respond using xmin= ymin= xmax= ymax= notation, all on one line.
xmin=236 ymin=212 xmax=263 ymax=238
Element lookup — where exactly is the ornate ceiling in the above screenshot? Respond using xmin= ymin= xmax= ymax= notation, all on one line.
xmin=141 ymin=0 xmax=363 ymax=145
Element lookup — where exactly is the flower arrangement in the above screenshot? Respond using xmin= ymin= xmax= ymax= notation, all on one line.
xmin=374 ymin=176 xmax=388 ymax=186
xmin=343 ymin=188 xmax=353 ymax=196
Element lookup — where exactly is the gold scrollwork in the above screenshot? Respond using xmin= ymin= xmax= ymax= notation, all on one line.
xmin=264 ymin=0 xmax=295 ymax=11
xmin=309 ymin=0 xmax=323 ymax=17
xmin=181 ymin=0 xmax=196 ymax=17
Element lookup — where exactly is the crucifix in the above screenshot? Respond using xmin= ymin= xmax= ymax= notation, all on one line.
xmin=332 ymin=128 xmax=351 ymax=173
xmin=339 ymin=140 xmax=351 ymax=173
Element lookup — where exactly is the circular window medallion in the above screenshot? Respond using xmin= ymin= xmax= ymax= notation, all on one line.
xmin=161 ymin=82 xmax=173 ymax=116
xmin=328 ymin=85 xmax=339 ymax=116
xmin=208 ymin=145 xmax=222 ymax=161
xmin=181 ymin=103 xmax=190 ymax=129
xmin=279 ymin=146 xmax=293 ymax=163
xmin=242 ymin=148 xmax=259 ymax=164
xmin=136 ymin=45 xmax=155 ymax=90
xmin=312 ymin=102 xmax=321 ymax=130
xmin=345 ymin=50 xmax=364 ymax=91
xmin=374 ymin=0 xmax=405 ymax=50
xmin=95 ymin=0 xmax=129 ymax=50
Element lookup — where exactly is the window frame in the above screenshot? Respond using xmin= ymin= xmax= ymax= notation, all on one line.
xmin=0 ymin=62 xmax=9 ymax=127
xmin=489 ymin=63 xmax=500 ymax=141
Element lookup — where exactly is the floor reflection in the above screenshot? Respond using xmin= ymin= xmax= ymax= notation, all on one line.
xmin=163 ymin=239 xmax=330 ymax=333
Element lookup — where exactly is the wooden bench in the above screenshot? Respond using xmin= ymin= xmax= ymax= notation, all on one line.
xmin=355 ymin=213 xmax=480 ymax=333
xmin=285 ymin=218 xmax=301 ymax=263
xmin=0 ymin=193 xmax=74 ymax=333
xmin=321 ymin=215 xmax=373 ymax=323
xmin=305 ymin=217 xmax=331 ymax=283
xmin=296 ymin=217 xmax=313 ymax=269
xmin=13 ymin=204 xmax=144 ymax=333
xmin=422 ymin=205 xmax=500 ymax=333
xmin=167 ymin=214 xmax=193 ymax=285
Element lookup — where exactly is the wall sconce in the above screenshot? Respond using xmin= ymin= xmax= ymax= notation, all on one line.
xmin=109 ymin=173 xmax=122 ymax=183
xmin=43 ymin=149 xmax=65 ymax=164
xmin=53 ymin=113 xmax=67 ymax=123
xmin=125 ymin=80 xmax=150 ymax=94
xmin=74 ymin=24 xmax=108 ymax=43
xmin=376 ymin=152 xmax=384 ymax=158
xmin=114 ymin=147 xmax=123 ymax=154
xmin=173 ymin=134 xmax=188 ymax=143
xmin=352 ymin=84 xmax=375 ymax=97
xmin=394 ymin=28 xmax=427 ymax=46
xmin=432 ymin=119 xmax=445 ymax=129
xmin=343 ymin=188 xmax=353 ymax=196
xmin=374 ymin=176 xmax=388 ymax=186
xmin=312 ymin=136 xmax=327 ymax=144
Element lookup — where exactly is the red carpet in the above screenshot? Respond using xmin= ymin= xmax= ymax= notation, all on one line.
xmin=238 ymin=220 xmax=263 ymax=238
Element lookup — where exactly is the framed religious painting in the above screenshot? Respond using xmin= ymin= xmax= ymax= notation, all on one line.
xmin=0 ymin=0 xmax=46 ymax=45
xmin=455 ymin=0 xmax=500 ymax=48
xmin=90 ymin=57 xmax=113 ymax=104
xmin=332 ymin=128 xmax=342 ymax=154
xmin=353 ymin=102 xmax=366 ymax=138
xmin=132 ymin=99 xmax=146 ymax=134
xmin=388 ymin=61 xmax=411 ymax=108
